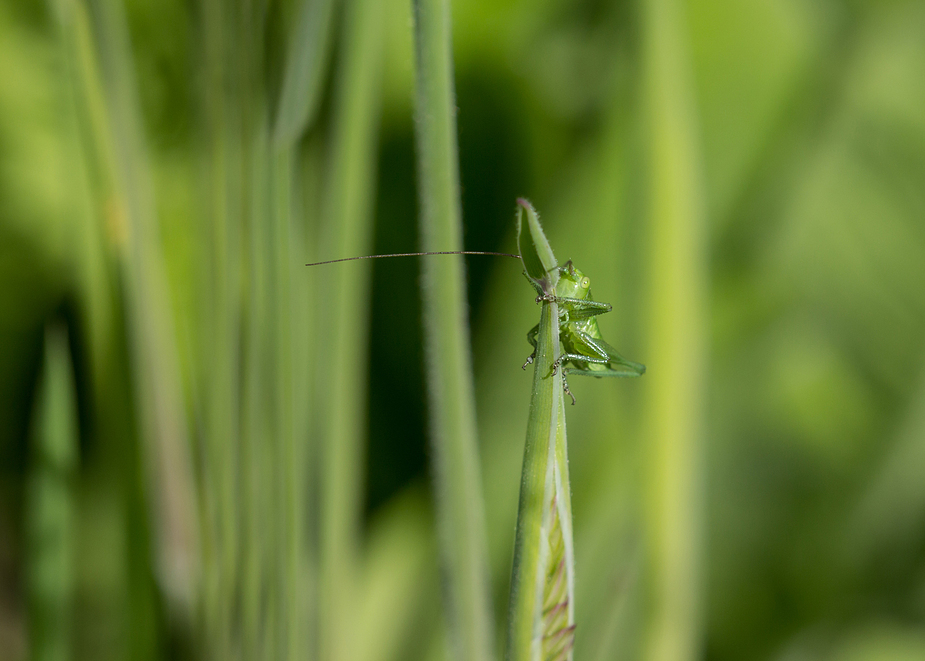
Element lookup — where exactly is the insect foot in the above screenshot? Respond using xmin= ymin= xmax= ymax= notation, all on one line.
xmin=550 ymin=355 xmax=566 ymax=376
xmin=548 ymin=357 xmax=578 ymax=404
xmin=562 ymin=373 xmax=576 ymax=405
xmin=522 ymin=352 xmax=536 ymax=370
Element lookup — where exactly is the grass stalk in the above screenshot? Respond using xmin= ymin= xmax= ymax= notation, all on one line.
xmin=242 ymin=120 xmax=272 ymax=660
xmin=51 ymin=5 xmax=160 ymax=659
xmin=271 ymin=147 xmax=300 ymax=661
xmin=196 ymin=0 xmax=248 ymax=655
xmin=66 ymin=0 xmax=200 ymax=632
xmin=291 ymin=137 xmax=326 ymax=660
xmin=317 ymin=0 xmax=386 ymax=658
xmin=411 ymin=0 xmax=495 ymax=659
xmin=27 ymin=326 xmax=78 ymax=661
xmin=274 ymin=0 xmax=340 ymax=148
xmin=506 ymin=201 xmax=575 ymax=661
xmin=640 ymin=0 xmax=707 ymax=658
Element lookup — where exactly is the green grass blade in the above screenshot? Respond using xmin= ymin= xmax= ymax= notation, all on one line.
xmin=516 ymin=199 xmax=557 ymax=288
xmin=411 ymin=1 xmax=495 ymax=659
xmin=640 ymin=0 xmax=707 ymax=658
xmin=27 ymin=326 xmax=79 ymax=661
xmin=506 ymin=306 xmax=559 ymax=661
xmin=195 ymin=0 xmax=250 ymax=654
xmin=69 ymin=0 xmax=200 ymax=627
xmin=271 ymin=147 xmax=302 ymax=661
xmin=507 ymin=209 xmax=575 ymax=661
xmin=318 ymin=0 xmax=386 ymax=658
xmin=274 ymin=0 xmax=339 ymax=147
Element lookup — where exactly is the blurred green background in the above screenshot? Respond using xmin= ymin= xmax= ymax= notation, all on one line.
xmin=2 ymin=0 xmax=925 ymax=659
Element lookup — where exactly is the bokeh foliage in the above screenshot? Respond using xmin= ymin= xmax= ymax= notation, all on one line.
xmin=1 ymin=0 xmax=925 ymax=659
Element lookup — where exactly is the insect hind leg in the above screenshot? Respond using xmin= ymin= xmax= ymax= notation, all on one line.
xmin=550 ymin=351 xmax=608 ymax=376
xmin=551 ymin=353 xmax=607 ymax=405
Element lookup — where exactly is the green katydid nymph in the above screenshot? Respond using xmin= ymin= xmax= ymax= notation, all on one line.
xmin=305 ymin=200 xmax=645 ymax=404
xmin=522 ymin=259 xmax=646 ymax=405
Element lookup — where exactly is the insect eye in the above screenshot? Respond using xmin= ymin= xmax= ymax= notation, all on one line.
xmin=580 ymin=277 xmax=590 ymax=289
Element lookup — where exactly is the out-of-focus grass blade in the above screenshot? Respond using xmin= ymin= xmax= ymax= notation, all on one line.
xmin=354 ymin=489 xmax=439 ymax=661
xmin=195 ymin=0 xmax=244 ymax=654
xmin=640 ymin=0 xmax=707 ymax=658
xmin=270 ymin=147 xmax=303 ymax=661
xmin=27 ymin=325 xmax=78 ymax=661
xmin=62 ymin=0 xmax=200 ymax=625
xmin=274 ymin=0 xmax=339 ymax=148
xmin=411 ymin=0 xmax=495 ymax=658
xmin=846 ymin=369 xmax=925 ymax=567
xmin=821 ymin=624 xmax=925 ymax=661
xmin=317 ymin=0 xmax=386 ymax=658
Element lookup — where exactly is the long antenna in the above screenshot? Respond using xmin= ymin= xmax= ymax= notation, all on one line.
xmin=305 ymin=250 xmax=521 ymax=267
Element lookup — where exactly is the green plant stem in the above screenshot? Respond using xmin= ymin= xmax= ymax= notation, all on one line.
xmin=318 ymin=0 xmax=385 ymax=658
xmin=27 ymin=326 xmax=78 ymax=661
xmin=640 ymin=0 xmax=707 ymax=658
xmin=506 ymin=300 xmax=558 ymax=661
xmin=412 ymin=0 xmax=495 ymax=659
xmin=69 ymin=0 xmax=199 ymax=638
xmin=271 ymin=147 xmax=300 ymax=661
xmin=243 ymin=121 xmax=272 ymax=660
xmin=274 ymin=0 xmax=339 ymax=147
xmin=506 ymin=202 xmax=575 ymax=661
xmin=196 ymin=0 xmax=246 ymax=654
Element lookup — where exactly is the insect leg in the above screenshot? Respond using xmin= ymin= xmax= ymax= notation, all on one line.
xmin=562 ymin=372 xmax=576 ymax=405
xmin=550 ymin=324 xmax=610 ymax=376
xmin=555 ymin=297 xmax=612 ymax=320
xmin=550 ymin=351 xmax=609 ymax=376
xmin=559 ymin=332 xmax=645 ymax=377
xmin=590 ymin=334 xmax=647 ymax=375
xmin=522 ymin=323 xmax=540 ymax=370
xmin=564 ymin=364 xmax=644 ymax=378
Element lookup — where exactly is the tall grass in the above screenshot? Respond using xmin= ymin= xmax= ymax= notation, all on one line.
xmin=59 ymin=0 xmax=199 ymax=639
xmin=7 ymin=0 xmax=925 ymax=660
xmin=316 ymin=0 xmax=386 ymax=658
xmin=639 ymin=0 xmax=706 ymax=655
xmin=412 ymin=0 xmax=495 ymax=658
xmin=27 ymin=327 xmax=78 ymax=661
xmin=505 ymin=201 xmax=576 ymax=661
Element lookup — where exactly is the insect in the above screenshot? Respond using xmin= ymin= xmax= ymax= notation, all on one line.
xmin=305 ymin=242 xmax=645 ymax=405
xmin=521 ymin=260 xmax=645 ymax=405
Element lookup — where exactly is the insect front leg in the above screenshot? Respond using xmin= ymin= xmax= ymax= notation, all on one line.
xmin=522 ymin=323 xmax=539 ymax=370
xmin=554 ymin=297 xmax=612 ymax=320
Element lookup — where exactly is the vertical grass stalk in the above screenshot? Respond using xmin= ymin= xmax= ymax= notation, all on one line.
xmin=506 ymin=201 xmax=576 ymax=661
xmin=69 ymin=0 xmax=200 ymax=628
xmin=411 ymin=0 xmax=495 ymax=659
xmin=318 ymin=0 xmax=386 ymax=658
xmin=272 ymin=24 xmax=341 ymax=652
xmin=273 ymin=0 xmax=339 ymax=148
xmin=271 ymin=147 xmax=300 ymax=661
xmin=640 ymin=0 xmax=707 ymax=658
xmin=27 ymin=326 xmax=78 ymax=661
